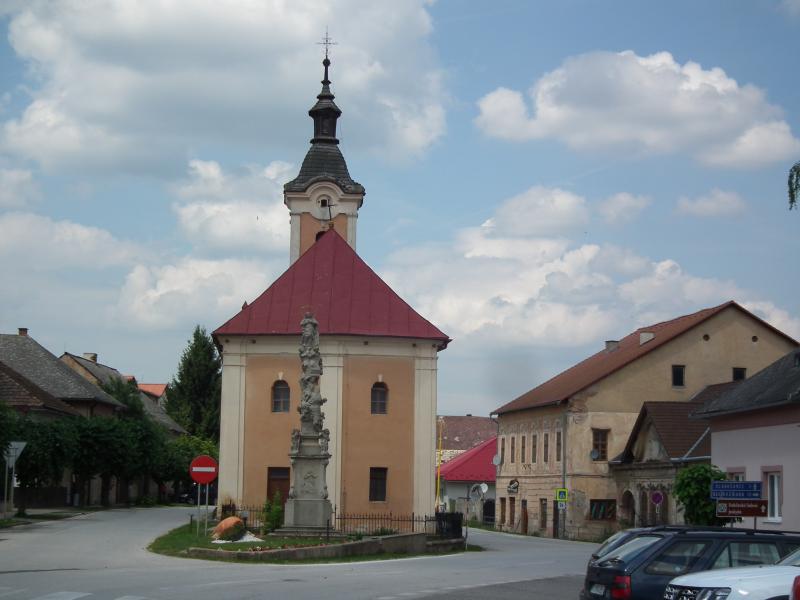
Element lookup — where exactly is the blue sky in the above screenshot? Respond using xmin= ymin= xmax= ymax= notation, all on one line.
xmin=1 ymin=1 xmax=798 ymax=416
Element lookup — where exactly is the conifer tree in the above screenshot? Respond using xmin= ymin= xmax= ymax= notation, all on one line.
xmin=165 ymin=325 xmax=221 ymax=442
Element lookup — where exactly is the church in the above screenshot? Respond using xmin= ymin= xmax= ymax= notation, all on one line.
xmin=214 ymin=55 xmax=450 ymax=516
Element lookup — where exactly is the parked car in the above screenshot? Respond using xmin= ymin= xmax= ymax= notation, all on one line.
xmin=580 ymin=527 xmax=800 ymax=600
xmin=665 ymin=545 xmax=800 ymax=600
xmin=592 ymin=526 xmax=699 ymax=563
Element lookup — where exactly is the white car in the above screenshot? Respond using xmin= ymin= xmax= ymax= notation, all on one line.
xmin=665 ymin=546 xmax=800 ymax=600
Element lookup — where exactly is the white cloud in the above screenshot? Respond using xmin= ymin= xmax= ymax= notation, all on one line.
xmin=597 ymin=192 xmax=651 ymax=224
xmin=173 ymin=160 xmax=291 ymax=253
xmin=1 ymin=1 xmax=446 ymax=172
xmin=677 ymin=188 xmax=746 ymax=217
xmin=480 ymin=186 xmax=589 ymax=238
xmin=116 ymin=257 xmax=276 ymax=330
xmin=0 ymin=212 xmax=141 ymax=268
xmin=0 ymin=168 xmax=40 ymax=208
xmin=782 ymin=0 xmax=800 ymax=15
xmin=475 ymin=50 xmax=799 ymax=168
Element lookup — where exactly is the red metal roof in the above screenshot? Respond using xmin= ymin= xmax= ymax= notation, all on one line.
xmin=494 ymin=301 xmax=797 ymax=415
xmin=439 ymin=437 xmax=497 ymax=483
xmin=214 ymin=230 xmax=450 ymax=345
xmin=138 ymin=383 xmax=167 ymax=397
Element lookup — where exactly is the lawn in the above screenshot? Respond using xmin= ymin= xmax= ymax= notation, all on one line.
xmin=148 ymin=523 xmax=344 ymax=556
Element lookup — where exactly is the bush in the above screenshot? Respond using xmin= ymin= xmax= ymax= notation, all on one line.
xmin=674 ymin=464 xmax=727 ymax=526
xmin=371 ymin=527 xmax=398 ymax=536
xmin=260 ymin=491 xmax=284 ymax=534
xmin=135 ymin=495 xmax=157 ymax=507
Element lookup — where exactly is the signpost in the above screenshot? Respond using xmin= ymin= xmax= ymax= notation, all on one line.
xmin=189 ymin=455 xmax=218 ymax=536
xmin=555 ymin=488 xmax=569 ymax=502
xmin=3 ymin=441 xmax=27 ymax=519
xmin=710 ymin=481 xmax=762 ymax=500
xmin=716 ymin=500 xmax=768 ymax=518
xmin=711 ymin=481 xmax=764 ymax=529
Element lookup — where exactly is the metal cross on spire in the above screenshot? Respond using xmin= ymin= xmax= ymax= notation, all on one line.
xmin=317 ymin=28 xmax=337 ymax=59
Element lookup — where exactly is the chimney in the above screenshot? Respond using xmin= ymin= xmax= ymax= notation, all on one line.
xmin=639 ymin=332 xmax=655 ymax=345
xmin=605 ymin=340 xmax=619 ymax=352
xmin=83 ymin=352 xmax=98 ymax=363
xmin=17 ymin=327 xmax=28 ymax=336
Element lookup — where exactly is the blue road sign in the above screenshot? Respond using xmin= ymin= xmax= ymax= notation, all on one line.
xmin=711 ymin=480 xmax=762 ymax=500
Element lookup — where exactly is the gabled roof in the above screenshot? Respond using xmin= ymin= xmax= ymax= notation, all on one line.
xmin=694 ymin=348 xmax=800 ymax=418
xmin=493 ymin=301 xmax=797 ymax=415
xmin=214 ymin=230 xmax=450 ymax=346
xmin=612 ymin=398 xmax=711 ymax=465
xmin=61 ymin=352 xmax=125 ymax=387
xmin=439 ymin=437 xmax=497 ymax=483
xmin=439 ymin=415 xmax=497 ymax=451
xmin=0 ymin=361 xmax=81 ymax=417
xmin=0 ymin=334 xmax=121 ymax=408
xmin=138 ymin=383 xmax=167 ymax=398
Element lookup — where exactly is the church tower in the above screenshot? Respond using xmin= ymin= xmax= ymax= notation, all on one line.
xmin=284 ymin=56 xmax=365 ymax=263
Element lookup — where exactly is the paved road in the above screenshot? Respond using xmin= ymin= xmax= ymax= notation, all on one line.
xmin=0 ymin=507 xmax=593 ymax=600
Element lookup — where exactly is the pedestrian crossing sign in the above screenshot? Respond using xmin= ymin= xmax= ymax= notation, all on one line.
xmin=555 ymin=488 xmax=569 ymax=501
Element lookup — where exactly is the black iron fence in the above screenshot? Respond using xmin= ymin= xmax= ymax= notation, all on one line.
xmin=219 ymin=503 xmax=463 ymax=539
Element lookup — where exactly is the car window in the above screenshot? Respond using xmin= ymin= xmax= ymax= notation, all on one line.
xmin=778 ymin=546 xmax=800 ymax=566
xmin=601 ymin=535 xmax=662 ymax=563
xmin=595 ymin=531 xmax=630 ymax=558
xmin=712 ymin=542 xmax=781 ymax=569
xmin=644 ymin=540 xmax=710 ymax=576
xmin=783 ymin=543 xmax=800 ymax=559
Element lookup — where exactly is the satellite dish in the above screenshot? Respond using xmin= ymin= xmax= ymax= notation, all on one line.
xmin=480 ymin=483 xmax=489 ymax=495
xmin=492 ymin=454 xmax=501 ymax=466
xmin=590 ymin=449 xmax=600 ymax=460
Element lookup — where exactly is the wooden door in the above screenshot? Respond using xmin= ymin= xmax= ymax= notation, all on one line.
xmin=267 ymin=467 xmax=290 ymax=506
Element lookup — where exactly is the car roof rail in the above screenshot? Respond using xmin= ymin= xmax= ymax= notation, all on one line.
xmin=676 ymin=526 xmax=800 ymax=536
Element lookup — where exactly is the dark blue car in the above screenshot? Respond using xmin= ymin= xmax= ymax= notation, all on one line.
xmin=580 ymin=527 xmax=800 ymax=600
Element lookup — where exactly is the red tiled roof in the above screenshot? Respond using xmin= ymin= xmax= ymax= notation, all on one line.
xmin=0 ymin=361 xmax=81 ymax=417
xmin=439 ymin=437 xmax=497 ymax=483
xmin=439 ymin=415 xmax=497 ymax=451
xmin=138 ymin=383 xmax=167 ymax=397
xmin=214 ymin=230 xmax=449 ymax=345
xmin=494 ymin=301 xmax=797 ymax=415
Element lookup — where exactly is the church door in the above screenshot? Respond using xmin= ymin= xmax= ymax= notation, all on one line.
xmin=267 ymin=467 xmax=290 ymax=507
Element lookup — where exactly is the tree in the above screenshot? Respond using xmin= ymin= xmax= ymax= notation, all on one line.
xmin=165 ymin=326 xmax=221 ymax=442
xmin=72 ymin=417 xmax=136 ymax=507
xmin=674 ymin=463 xmax=727 ymax=526
xmin=101 ymin=377 xmax=144 ymax=419
xmin=0 ymin=401 xmax=17 ymax=456
xmin=790 ymin=161 xmax=800 ymax=209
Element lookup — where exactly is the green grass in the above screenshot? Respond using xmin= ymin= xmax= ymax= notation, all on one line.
xmin=148 ymin=523 xmax=345 ymax=557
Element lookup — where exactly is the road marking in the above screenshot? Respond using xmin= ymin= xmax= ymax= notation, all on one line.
xmin=32 ymin=593 xmax=91 ymax=600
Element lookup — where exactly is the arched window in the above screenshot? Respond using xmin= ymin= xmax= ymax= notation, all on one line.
xmin=371 ymin=382 xmax=388 ymax=414
xmin=272 ymin=380 xmax=290 ymax=413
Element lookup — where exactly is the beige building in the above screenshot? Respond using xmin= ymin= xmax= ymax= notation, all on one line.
xmin=214 ymin=57 xmax=449 ymax=516
xmin=492 ymin=302 xmax=797 ymax=539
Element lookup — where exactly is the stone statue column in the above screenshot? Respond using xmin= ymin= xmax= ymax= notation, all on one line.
xmin=281 ymin=312 xmax=333 ymax=532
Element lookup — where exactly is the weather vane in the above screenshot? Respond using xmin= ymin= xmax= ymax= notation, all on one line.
xmin=317 ymin=27 xmax=337 ymax=59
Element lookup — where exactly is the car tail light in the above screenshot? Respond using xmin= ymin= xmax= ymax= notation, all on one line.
xmin=611 ymin=575 xmax=631 ymax=599
xmin=791 ymin=575 xmax=800 ymax=600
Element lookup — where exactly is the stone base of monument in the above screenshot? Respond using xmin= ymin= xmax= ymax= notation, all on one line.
xmin=280 ymin=497 xmax=332 ymax=531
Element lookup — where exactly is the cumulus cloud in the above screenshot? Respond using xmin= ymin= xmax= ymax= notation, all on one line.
xmin=597 ymin=192 xmax=651 ymax=224
xmin=0 ymin=212 xmax=141 ymax=268
xmin=480 ymin=186 xmax=589 ymax=238
xmin=116 ymin=257 xmax=276 ymax=330
xmin=0 ymin=168 xmax=40 ymax=208
xmin=475 ymin=50 xmax=799 ymax=168
xmin=676 ymin=188 xmax=746 ymax=217
xmin=173 ymin=159 xmax=292 ymax=253
xmin=1 ymin=1 xmax=446 ymax=172
xmin=381 ymin=186 xmax=793 ymax=353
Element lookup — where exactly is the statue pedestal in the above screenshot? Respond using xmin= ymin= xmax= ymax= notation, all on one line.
xmin=279 ymin=432 xmax=332 ymax=533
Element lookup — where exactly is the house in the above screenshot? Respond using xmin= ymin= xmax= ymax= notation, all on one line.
xmin=492 ymin=301 xmax=797 ymax=539
xmin=214 ymin=57 xmax=449 ymax=516
xmin=694 ymin=348 xmax=800 ymax=530
xmin=438 ymin=437 xmax=497 ymax=523
xmin=438 ymin=415 xmax=497 ymax=464
xmin=0 ymin=361 xmax=82 ymax=420
xmin=608 ymin=384 xmax=738 ymax=526
xmin=60 ymin=353 xmax=185 ymax=437
xmin=0 ymin=329 xmax=122 ymax=418
xmin=137 ymin=383 xmax=184 ymax=436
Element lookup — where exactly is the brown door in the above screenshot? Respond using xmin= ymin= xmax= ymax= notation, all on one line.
xmin=539 ymin=498 xmax=547 ymax=530
xmin=267 ymin=467 xmax=290 ymax=506
xmin=521 ymin=499 xmax=528 ymax=534
xmin=552 ymin=500 xmax=560 ymax=538
xmin=509 ymin=497 xmax=516 ymax=529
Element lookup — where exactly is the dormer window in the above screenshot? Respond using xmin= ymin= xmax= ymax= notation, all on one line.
xmin=320 ymin=197 xmax=329 ymax=208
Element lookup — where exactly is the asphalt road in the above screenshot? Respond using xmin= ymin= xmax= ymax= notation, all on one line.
xmin=0 ymin=507 xmax=593 ymax=600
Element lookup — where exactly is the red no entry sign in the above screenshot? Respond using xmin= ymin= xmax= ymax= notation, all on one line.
xmin=189 ymin=454 xmax=218 ymax=484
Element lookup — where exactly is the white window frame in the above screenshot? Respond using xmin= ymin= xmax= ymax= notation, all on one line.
xmin=766 ymin=471 xmax=782 ymax=520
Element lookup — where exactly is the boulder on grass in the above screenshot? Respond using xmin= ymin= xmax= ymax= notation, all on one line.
xmin=212 ymin=516 xmax=245 ymax=541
